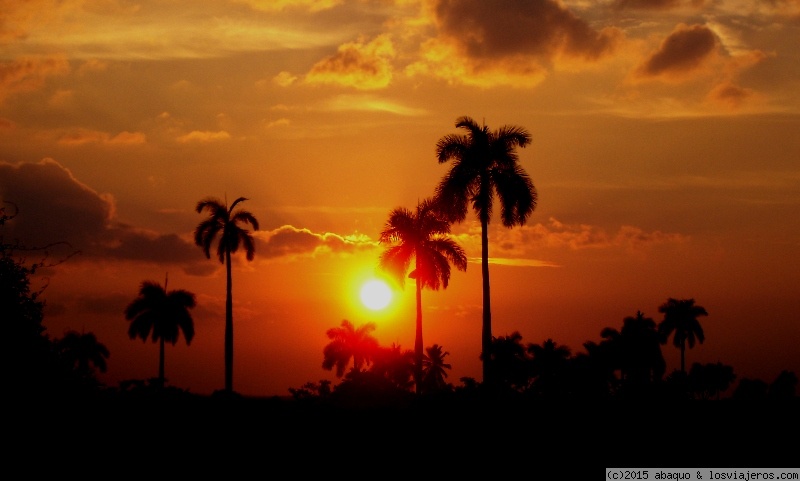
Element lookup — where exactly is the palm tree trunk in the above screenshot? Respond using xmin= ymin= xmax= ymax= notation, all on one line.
xmin=160 ymin=272 xmax=167 ymax=388
xmin=415 ymin=275 xmax=423 ymax=394
xmin=481 ymin=215 xmax=492 ymax=387
xmin=158 ymin=337 xmax=165 ymax=387
xmin=225 ymin=248 xmax=234 ymax=393
xmin=680 ymin=340 xmax=686 ymax=375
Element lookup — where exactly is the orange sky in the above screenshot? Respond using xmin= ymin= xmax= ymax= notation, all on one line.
xmin=2 ymin=0 xmax=798 ymax=397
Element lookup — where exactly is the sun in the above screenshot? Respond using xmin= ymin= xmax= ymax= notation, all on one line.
xmin=360 ymin=279 xmax=393 ymax=311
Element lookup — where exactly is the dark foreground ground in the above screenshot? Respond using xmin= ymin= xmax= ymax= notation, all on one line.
xmin=9 ymin=391 xmax=798 ymax=477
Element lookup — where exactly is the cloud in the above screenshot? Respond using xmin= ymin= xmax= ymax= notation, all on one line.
xmin=257 ymin=225 xmax=378 ymax=260
xmin=705 ymin=81 xmax=756 ymax=109
xmin=408 ymin=0 xmax=622 ymax=87
xmin=450 ymin=217 xmax=689 ymax=266
xmin=631 ymin=23 xmax=719 ymax=81
xmin=501 ymin=217 xmax=689 ymax=251
xmin=56 ymin=129 xmax=146 ymax=146
xmin=610 ymin=0 xmax=688 ymax=10
xmin=0 ymin=159 xmax=198 ymax=266
xmin=272 ymin=71 xmax=298 ymax=87
xmin=320 ymin=94 xmax=427 ymax=115
xmin=176 ymin=130 xmax=232 ymax=143
xmin=0 ymin=55 xmax=70 ymax=103
xmin=234 ymin=0 xmax=344 ymax=13
xmin=304 ymin=34 xmax=396 ymax=90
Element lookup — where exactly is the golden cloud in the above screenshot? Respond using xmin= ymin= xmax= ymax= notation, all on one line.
xmin=304 ymin=34 xmax=396 ymax=90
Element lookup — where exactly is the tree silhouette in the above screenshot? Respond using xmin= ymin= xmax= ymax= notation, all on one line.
xmin=370 ymin=343 xmax=415 ymax=391
xmin=489 ymin=331 xmax=531 ymax=392
xmin=421 ymin=344 xmax=452 ymax=393
xmin=322 ymin=319 xmax=380 ymax=378
xmin=687 ymin=361 xmax=736 ymax=400
xmin=657 ymin=298 xmax=708 ymax=375
xmin=527 ymin=338 xmax=572 ymax=399
xmin=56 ymin=330 xmax=110 ymax=384
xmin=124 ymin=277 xmax=196 ymax=387
xmin=378 ymin=197 xmax=467 ymax=393
xmin=434 ymin=116 xmax=537 ymax=387
xmin=194 ymin=196 xmax=259 ymax=394
xmin=768 ymin=370 xmax=797 ymax=399
xmin=599 ymin=311 xmax=665 ymax=396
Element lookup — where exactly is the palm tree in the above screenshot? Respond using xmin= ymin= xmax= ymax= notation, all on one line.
xmin=527 ymin=338 xmax=572 ymax=398
xmin=124 ymin=276 xmax=196 ymax=386
xmin=378 ymin=197 xmax=467 ymax=393
xmin=370 ymin=343 xmax=415 ymax=391
xmin=421 ymin=344 xmax=452 ymax=393
xmin=600 ymin=311 xmax=665 ymax=391
xmin=657 ymin=298 xmax=708 ymax=375
xmin=322 ymin=319 xmax=380 ymax=378
xmin=194 ymin=196 xmax=259 ymax=394
xmin=56 ymin=330 xmax=110 ymax=383
xmin=434 ymin=115 xmax=536 ymax=386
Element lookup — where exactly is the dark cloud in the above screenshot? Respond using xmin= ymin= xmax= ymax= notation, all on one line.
xmin=0 ymin=159 xmax=198 ymax=265
xmin=635 ymin=23 xmax=717 ymax=78
xmin=433 ymin=0 xmax=621 ymax=62
xmin=611 ymin=0 xmax=684 ymax=10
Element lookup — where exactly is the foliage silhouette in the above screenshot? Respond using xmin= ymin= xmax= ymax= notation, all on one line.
xmin=658 ymin=298 xmax=708 ymax=375
xmin=768 ymin=370 xmax=797 ymax=399
xmin=370 ymin=343 xmax=416 ymax=391
xmin=194 ymin=196 xmax=259 ymax=394
xmin=599 ymin=311 xmax=665 ymax=398
xmin=686 ymin=361 xmax=736 ymax=400
xmin=322 ymin=319 xmax=380 ymax=378
xmin=421 ymin=344 xmax=453 ymax=393
xmin=56 ymin=330 xmax=110 ymax=387
xmin=378 ymin=197 xmax=467 ymax=393
xmin=124 ymin=276 xmax=196 ymax=388
xmin=2 ymin=202 xmax=97 ymax=398
xmin=527 ymin=338 xmax=572 ymax=400
xmin=434 ymin=116 xmax=537 ymax=387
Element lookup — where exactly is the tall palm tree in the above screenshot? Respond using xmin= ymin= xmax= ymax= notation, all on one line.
xmin=194 ymin=196 xmax=259 ymax=394
xmin=657 ymin=298 xmax=708 ymax=375
xmin=378 ymin=197 xmax=467 ymax=393
xmin=124 ymin=276 xmax=196 ymax=386
xmin=322 ymin=319 xmax=380 ymax=378
xmin=434 ymin=115 xmax=537 ymax=386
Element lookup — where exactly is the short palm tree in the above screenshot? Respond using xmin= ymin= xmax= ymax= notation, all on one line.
xmin=435 ymin=116 xmax=537 ymax=387
xmin=378 ymin=197 xmax=467 ymax=393
xmin=322 ymin=319 xmax=380 ymax=378
xmin=56 ymin=330 xmax=110 ymax=381
xmin=124 ymin=277 xmax=196 ymax=386
xmin=421 ymin=344 xmax=452 ymax=393
xmin=194 ymin=196 xmax=259 ymax=394
xmin=657 ymin=298 xmax=708 ymax=375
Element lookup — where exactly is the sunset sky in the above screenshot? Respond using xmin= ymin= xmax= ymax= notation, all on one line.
xmin=2 ymin=0 xmax=798 ymax=398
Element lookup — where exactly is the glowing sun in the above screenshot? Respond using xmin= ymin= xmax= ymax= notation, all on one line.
xmin=360 ymin=279 xmax=393 ymax=311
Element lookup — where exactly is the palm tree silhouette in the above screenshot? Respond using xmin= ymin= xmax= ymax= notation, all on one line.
xmin=194 ymin=196 xmax=259 ymax=394
xmin=528 ymin=338 xmax=572 ymax=398
xmin=370 ymin=343 xmax=415 ymax=391
xmin=657 ymin=298 xmax=708 ymax=375
xmin=56 ymin=330 xmax=110 ymax=381
xmin=600 ymin=311 xmax=665 ymax=392
xmin=434 ymin=115 xmax=537 ymax=386
xmin=124 ymin=276 xmax=196 ymax=387
xmin=378 ymin=197 xmax=467 ymax=393
xmin=322 ymin=319 xmax=380 ymax=378
xmin=421 ymin=344 xmax=452 ymax=393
